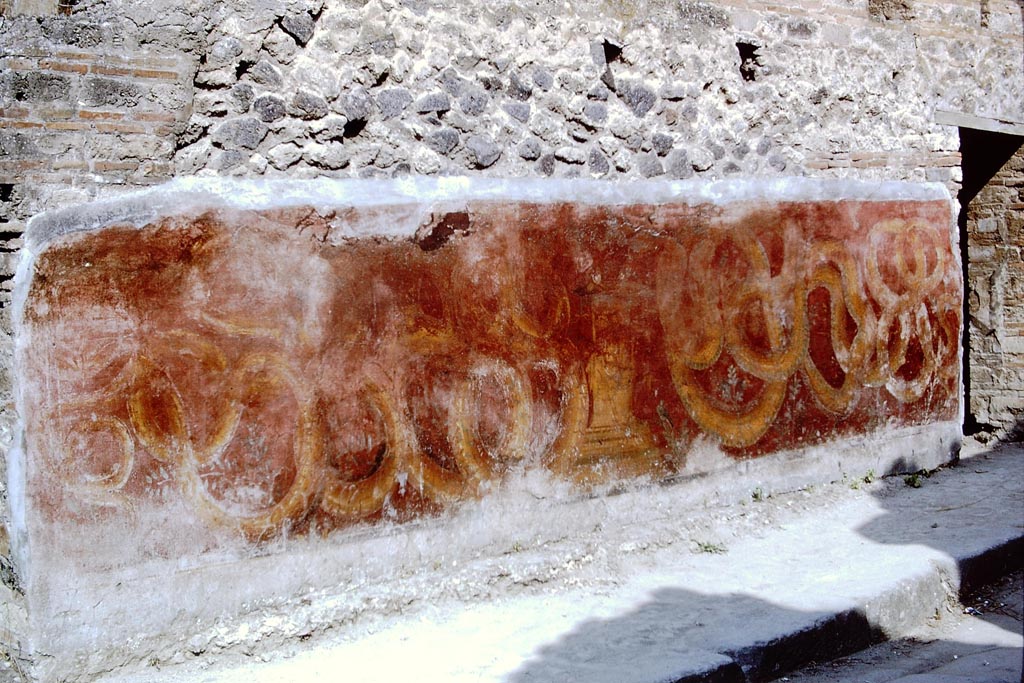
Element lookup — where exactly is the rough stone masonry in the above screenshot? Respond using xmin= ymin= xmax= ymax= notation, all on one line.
xmin=0 ymin=0 xmax=1021 ymax=679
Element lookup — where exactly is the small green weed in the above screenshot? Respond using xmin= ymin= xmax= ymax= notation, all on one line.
xmin=851 ymin=470 xmax=876 ymax=490
xmin=694 ymin=540 xmax=728 ymax=554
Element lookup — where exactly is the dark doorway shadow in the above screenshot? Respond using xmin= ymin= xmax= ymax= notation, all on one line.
xmin=957 ymin=127 xmax=1024 ymax=437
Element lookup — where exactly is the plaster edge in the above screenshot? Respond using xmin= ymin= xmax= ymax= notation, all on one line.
xmin=22 ymin=176 xmax=953 ymax=252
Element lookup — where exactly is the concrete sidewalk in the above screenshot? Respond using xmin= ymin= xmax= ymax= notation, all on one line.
xmin=96 ymin=441 xmax=1022 ymax=683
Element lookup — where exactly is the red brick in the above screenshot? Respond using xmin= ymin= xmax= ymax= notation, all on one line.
xmin=930 ymin=155 xmax=962 ymax=167
xmin=36 ymin=108 xmax=74 ymax=120
xmin=39 ymin=60 xmax=88 ymax=74
xmin=140 ymin=161 xmax=174 ymax=177
xmin=21 ymin=172 xmax=75 ymax=185
xmin=79 ymin=110 xmax=125 ymax=121
xmin=132 ymin=111 xmax=178 ymax=123
xmin=95 ymin=122 xmax=146 ymax=134
xmin=93 ymin=160 xmax=140 ymax=172
xmin=0 ymin=160 xmax=47 ymax=172
xmin=132 ymin=68 xmax=182 ymax=80
xmin=852 ymin=158 xmax=889 ymax=168
xmin=129 ymin=55 xmax=183 ymax=68
xmin=44 ymin=121 xmax=91 ymax=131
xmin=56 ymin=51 xmax=97 ymax=61
xmin=850 ymin=152 xmax=885 ymax=162
xmin=90 ymin=65 xmax=134 ymax=77
xmin=51 ymin=160 xmax=90 ymax=171
xmin=3 ymin=58 xmax=38 ymax=70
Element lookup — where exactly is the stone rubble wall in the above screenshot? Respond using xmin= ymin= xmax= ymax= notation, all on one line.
xmin=7 ymin=0 xmax=1024 ymax=243
xmin=0 ymin=0 xmax=1021 ymax=672
xmin=968 ymin=145 xmax=1024 ymax=436
xmin=0 ymin=6 xmax=199 ymax=638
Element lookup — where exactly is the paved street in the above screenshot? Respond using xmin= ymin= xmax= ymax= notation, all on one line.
xmin=776 ymin=570 xmax=1023 ymax=683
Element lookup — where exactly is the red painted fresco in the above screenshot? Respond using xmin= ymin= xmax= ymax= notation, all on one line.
xmin=20 ymin=197 xmax=960 ymax=540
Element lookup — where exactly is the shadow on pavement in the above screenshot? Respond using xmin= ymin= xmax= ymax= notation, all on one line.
xmin=507 ymin=442 xmax=1024 ymax=683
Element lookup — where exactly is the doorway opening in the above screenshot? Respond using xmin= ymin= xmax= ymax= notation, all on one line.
xmin=957 ymin=127 xmax=1023 ymax=437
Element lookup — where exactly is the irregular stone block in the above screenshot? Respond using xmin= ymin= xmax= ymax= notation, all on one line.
xmin=415 ymin=91 xmax=451 ymax=114
xmin=376 ymin=87 xmax=413 ymax=120
xmin=426 ymin=127 xmax=459 ymax=155
xmin=616 ymin=80 xmax=657 ymax=118
xmin=458 ymin=87 xmax=489 ymax=116
xmin=588 ymin=147 xmax=610 ymax=175
xmin=280 ymin=12 xmax=315 ymax=46
xmin=518 ymin=137 xmax=542 ymax=161
xmin=211 ymin=116 xmax=269 ymax=150
xmin=253 ymin=94 xmax=286 ymax=122
xmin=249 ymin=59 xmax=283 ymax=87
xmin=338 ymin=87 xmax=373 ymax=122
xmin=80 ymin=76 xmax=142 ymax=108
xmin=1 ymin=71 xmax=71 ymax=102
xmin=507 ymin=72 xmax=533 ymax=101
xmin=465 ymin=134 xmax=501 ymax=167
xmin=8 ymin=177 xmax=962 ymax=680
xmin=289 ymin=91 xmax=329 ymax=120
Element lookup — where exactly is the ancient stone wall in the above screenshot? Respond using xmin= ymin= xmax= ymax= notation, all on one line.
xmin=0 ymin=0 xmax=1021 ymax=677
xmin=967 ymin=144 xmax=1024 ymax=436
xmin=3 ymin=0 xmax=1022 ymax=233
